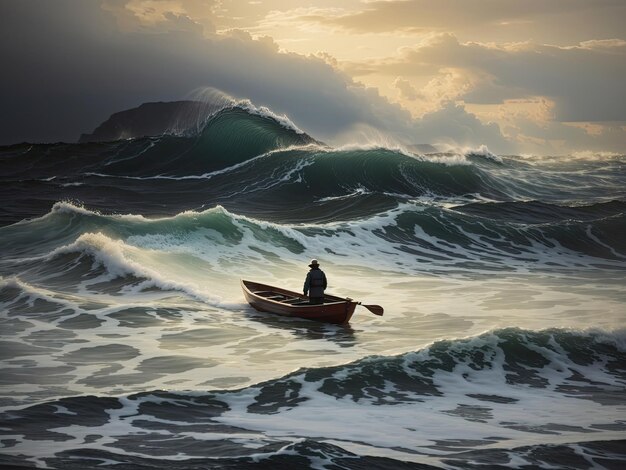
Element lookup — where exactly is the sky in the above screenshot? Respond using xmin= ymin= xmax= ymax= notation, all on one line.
xmin=1 ymin=0 xmax=625 ymax=154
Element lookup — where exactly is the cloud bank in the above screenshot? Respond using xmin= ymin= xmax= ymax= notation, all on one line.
xmin=0 ymin=0 xmax=515 ymax=152
xmin=352 ymin=34 xmax=626 ymax=122
xmin=320 ymin=0 xmax=626 ymax=42
xmin=0 ymin=0 xmax=624 ymax=154
xmin=345 ymin=33 xmax=626 ymax=153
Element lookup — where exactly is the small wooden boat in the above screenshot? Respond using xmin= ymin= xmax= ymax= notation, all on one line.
xmin=241 ymin=279 xmax=361 ymax=325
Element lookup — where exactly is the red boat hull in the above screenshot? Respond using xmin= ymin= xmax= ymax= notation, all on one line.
xmin=241 ymin=279 xmax=357 ymax=325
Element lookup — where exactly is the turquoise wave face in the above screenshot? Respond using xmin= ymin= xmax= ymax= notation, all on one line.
xmin=101 ymin=107 xmax=316 ymax=177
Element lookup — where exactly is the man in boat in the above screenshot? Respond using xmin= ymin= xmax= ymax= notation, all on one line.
xmin=303 ymin=259 xmax=327 ymax=305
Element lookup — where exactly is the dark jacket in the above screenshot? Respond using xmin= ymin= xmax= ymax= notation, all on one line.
xmin=304 ymin=267 xmax=327 ymax=297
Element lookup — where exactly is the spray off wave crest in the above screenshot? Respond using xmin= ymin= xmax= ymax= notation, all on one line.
xmin=181 ymin=87 xmax=306 ymax=136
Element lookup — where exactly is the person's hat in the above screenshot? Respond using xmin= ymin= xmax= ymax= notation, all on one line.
xmin=308 ymin=259 xmax=320 ymax=268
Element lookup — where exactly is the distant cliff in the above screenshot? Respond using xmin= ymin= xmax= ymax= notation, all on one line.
xmin=79 ymin=101 xmax=211 ymax=143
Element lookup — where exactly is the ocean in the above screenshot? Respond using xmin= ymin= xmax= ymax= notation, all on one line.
xmin=1 ymin=104 xmax=625 ymax=469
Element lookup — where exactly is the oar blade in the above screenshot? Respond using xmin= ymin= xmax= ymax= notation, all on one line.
xmin=363 ymin=304 xmax=384 ymax=316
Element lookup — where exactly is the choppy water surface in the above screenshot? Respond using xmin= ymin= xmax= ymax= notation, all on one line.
xmin=1 ymin=105 xmax=625 ymax=469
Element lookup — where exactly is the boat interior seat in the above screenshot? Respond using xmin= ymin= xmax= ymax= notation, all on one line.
xmin=265 ymin=295 xmax=286 ymax=300
xmin=254 ymin=289 xmax=330 ymax=305
xmin=255 ymin=291 xmax=276 ymax=297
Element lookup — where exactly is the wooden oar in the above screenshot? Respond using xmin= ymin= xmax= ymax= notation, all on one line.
xmin=361 ymin=303 xmax=384 ymax=316
xmin=349 ymin=299 xmax=383 ymax=316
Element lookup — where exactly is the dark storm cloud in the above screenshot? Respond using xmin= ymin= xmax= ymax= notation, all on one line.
xmin=0 ymin=0 xmax=419 ymax=144
xmin=0 ymin=0 xmax=569 ymax=153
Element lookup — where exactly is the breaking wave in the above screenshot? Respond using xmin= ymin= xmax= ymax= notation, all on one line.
xmin=1 ymin=328 xmax=624 ymax=469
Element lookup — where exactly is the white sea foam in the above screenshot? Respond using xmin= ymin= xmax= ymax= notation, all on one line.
xmin=333 ymin=141 xmax=415 ymax=158
xmin=235 ymin=100 xmax=305 ymax=135
xmin=44 ymin=232 xmax=236 ymax=307
xmin=86 ymin=143 xmax=325 ymax=181
xmin=317 ymin=186 xmax=372 ymax=202
xmin=40 ymin=201 xmax=144 ymax=222
xmin=210 ymin=328 xmax=626 ymax=461
xmin=8 ymin=199 xmax=624 ymax=280
xmin=330 ymin=141 xmax=477 ymax=167
xmin=570 ymin=151 xmax=624 ymax=160
xmin=415 ymin=153 xmax=472 ymax=166
xmin=216 ymin=375 xmax=618 ymax=462
xmin=513 ymin=152 xmax=625 ymax=165
xmin=0 ymin=275 xmax=79 ymax=311
xmin=90 ymin=201 xmax=623 ymax=278
xmin=324 ymin=142 xmax=490 ymax=167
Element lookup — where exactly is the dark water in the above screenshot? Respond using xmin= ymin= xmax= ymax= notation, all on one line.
xmin=1 ymin=104 xmax=625 ymax=468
